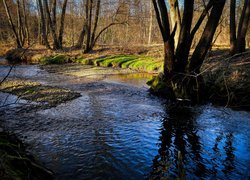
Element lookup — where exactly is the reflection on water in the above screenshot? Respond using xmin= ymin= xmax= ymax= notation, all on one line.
xmin=104 ymin=73 xmax=155 ymax=88
xmin=0 ymin=64 xmax=250 ymax=179
xmin=150 ymin=106 xmax=250 ymax=179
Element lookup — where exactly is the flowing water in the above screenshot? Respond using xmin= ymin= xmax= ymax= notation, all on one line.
xmin=0 ymin=62 xmax=249 ymax=179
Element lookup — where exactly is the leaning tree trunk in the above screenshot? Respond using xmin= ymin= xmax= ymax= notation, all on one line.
xmin=189 ymin=0 xmax=226 ymax=74
xmin=76 ymin=0 xmax=89 ymax=49
xmin=168 ymin=0 xmax=181 ymax=49
xmin=3 ymin=0 xmax=22 ymax=48
xmin=90 ymin=0 xmax=101 ymax=49
xmin=175 ymin=0 xmax=194 ymax=73
xmin=152 ymin=0 xmax=175 ymax=76
xmin=150 ymin=0 xmax=226 ymax=103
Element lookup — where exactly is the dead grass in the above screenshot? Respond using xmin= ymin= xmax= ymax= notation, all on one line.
xmin=0 ymin=79 xmax=81 ymax=108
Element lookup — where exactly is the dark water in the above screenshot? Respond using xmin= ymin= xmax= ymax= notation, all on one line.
xmin=0 ymin=64 xmax=249 ymax=179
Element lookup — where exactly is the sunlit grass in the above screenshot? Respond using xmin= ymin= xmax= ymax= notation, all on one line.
xmin=75 ymin=55 xmax=163 ymax=72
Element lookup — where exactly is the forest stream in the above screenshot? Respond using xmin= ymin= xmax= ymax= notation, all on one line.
xmin=0 ymin=61 xmax=249 ymax=179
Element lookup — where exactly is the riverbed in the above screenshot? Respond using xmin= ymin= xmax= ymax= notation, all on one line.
xmin=0 ymin=62 xmax=249 ymax=179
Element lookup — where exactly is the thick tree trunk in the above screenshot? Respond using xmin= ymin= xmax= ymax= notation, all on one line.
xmin=168 ymin=0 xmax=181 ymax=49
xmin=189 ymin=0 xmax=226 ymax=73
xmin=236 ymin=0 xmax=250 ymax=53
xmin=3 ymin=0 xmax=22 ymax=48
xmin=175 ymin=0 xmax=194 ymax=73
xmin=90 ymin=0 xmax=101 ymax=49
xmin=76 ymin=23 xmax=87 ymax=48
xmin=37 ymin=0 xmax=50 ymax=49
xmin=58 ymin=0 xmax=68 ymax=48
xmin=76 ymin=0 xmax=89 ymax=49
xmin=152 ymin=0 xmax=174 ymax=75
xmin=230 ymin=0 xmax=237 ymax=55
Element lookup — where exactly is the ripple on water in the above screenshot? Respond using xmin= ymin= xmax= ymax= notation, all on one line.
xmin=0 ymin=64 xmax=250 ymax=179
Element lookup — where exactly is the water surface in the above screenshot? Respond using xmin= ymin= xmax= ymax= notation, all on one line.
xmin=0 ymin=64 xmax=249 ymax=179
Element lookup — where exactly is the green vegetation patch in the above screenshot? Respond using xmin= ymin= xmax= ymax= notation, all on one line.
xmin=76 ymin=55 xmax=163 ymax=72
xmin=41 ymin=55 xmax=72 ymax=64
xmin=0 ymin=131 xmax=53 ymax=179
xmin=0 ymin=79 xmax=81 ymax=107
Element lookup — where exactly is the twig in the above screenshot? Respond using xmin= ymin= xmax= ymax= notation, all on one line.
xmin=223 ymin=72 xmax=230 ymax=108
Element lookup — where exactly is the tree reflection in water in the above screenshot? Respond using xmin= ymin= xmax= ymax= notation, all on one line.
xmin=149 ymin=106 xmax=237 ymax=179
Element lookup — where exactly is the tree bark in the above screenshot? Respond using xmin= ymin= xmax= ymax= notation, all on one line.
xmin=17 ymin=0 xmax=25 ymax=46
xmin=22 ymin=0 xmax=30 ymax=45
xmin=90 ymin=0 xmax=101 ymax=48
xmin=189 ymin=0 xmax=226 ymax=73
xmin=236 ymin=0 xmax=250 ymax=53
xmin=84 ymin=0 xmax=93 ymax=53
xmin=168 ymin=0 xmax=181 ymax=49
xmin=58 ymin=0 xmax=68 ymax=48
xmin=230 ymin=0 xmax=237 ymax=54
xmin=3 ymin=0 xmax=22 ymax=48
xmin=148 ymin=0 xmax=153 ymax=45
xmin=152 ymin=0 xmax=174 ymax=75
xmin=175 ymin=0 xmax=194 ymax=73
xmin=37 ymin=0 xmax=51 ymax=49
xmin=44 ymin=0 xmax=60 ymax=49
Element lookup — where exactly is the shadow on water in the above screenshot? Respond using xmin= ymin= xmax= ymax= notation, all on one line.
xmin=149 ymin=105 xmax=247 ymax=179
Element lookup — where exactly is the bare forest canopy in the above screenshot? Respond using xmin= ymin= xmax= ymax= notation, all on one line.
xmin=0 ymin=0 xmax=249 ymax=52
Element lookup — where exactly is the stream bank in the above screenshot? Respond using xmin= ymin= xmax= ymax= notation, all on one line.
xmin=5 ymin=48 xmax=250 ymax=109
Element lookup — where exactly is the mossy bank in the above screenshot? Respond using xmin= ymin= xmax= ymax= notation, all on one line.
xmin=0 ymin=130 xmax=53 ymax=179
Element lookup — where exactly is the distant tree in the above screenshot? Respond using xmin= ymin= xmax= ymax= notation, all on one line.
xmin=37 ymin=0 xmax=51 ymax=49
xmin=3 ymin=0 xmax=23 ymax=48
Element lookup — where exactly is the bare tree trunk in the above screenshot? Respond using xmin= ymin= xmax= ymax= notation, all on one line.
xmin=22 ymin=0 xmax=30 ymax=45
xmin=3 ymin=0 xmax=22 ymax=48
xmin=230 ymin=0 xmax=237 ymax=54
xmin=58 ymin=0 xmax=68 ymax=48
xmin=17 ymin=0 xmax=25 ymax=46
xmin=168 ymin=0 xmax=181 ymax=49
xmin=84 ymin=0 xmax=93 ymax=53
xmin=189 ymin=0 xmax=226 ymax=73
xmin=152 ymin=0 xmax=174 ymax=75
xmin=175 ymin=0 xmax=194 ymax=73
xmin=148 ymin=0 xmax=153 ymax=45
xmin=236 ymin=0 xmax=250 ymax=53
xmin=52 ymin=0 xmax=57 ymax=32
xmin=90 ymin=0 xmax=101 ymax=48
xmin=44 ymin=0 xmax=59 ymax=49
xmin=37 ymin=0 xmax=51 ymax=49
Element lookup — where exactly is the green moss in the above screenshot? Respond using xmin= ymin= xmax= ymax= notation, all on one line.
xmin=87 ymin=55 xmax=163 ymax=72
xmin=41 ymin=55 xmax=70 ymax=64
